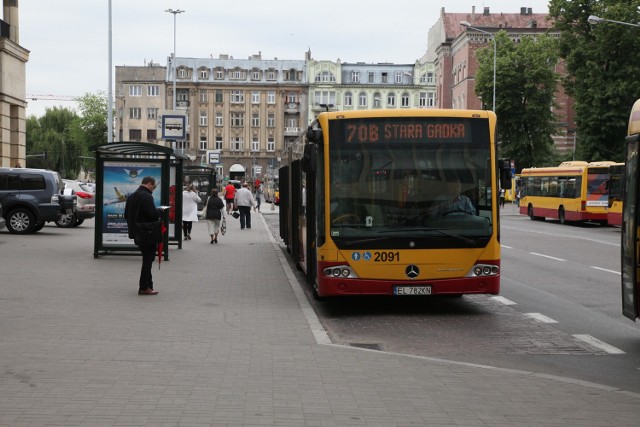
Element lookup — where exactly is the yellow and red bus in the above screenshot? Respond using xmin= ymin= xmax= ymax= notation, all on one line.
xmin=279 ymin=109 xmax=511 ymax=298
xmin=519 ymin=161 xmax=615 ymax=225
xmin=607 ymin=163 xmax=624 ymax=226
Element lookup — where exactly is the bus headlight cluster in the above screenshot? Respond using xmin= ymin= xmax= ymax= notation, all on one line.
xmin=323 ymin=266 xmax=358 ymax=279
xmin=468 ymin=264 xmax=499 ymax=277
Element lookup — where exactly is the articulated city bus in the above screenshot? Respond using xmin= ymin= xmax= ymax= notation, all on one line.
xmin=621 ymin=101 xmax=640 ymax=320
xmin=279 ymin=109 xmax=511 ymax=298
xmin=606 ymin=163 xmax=624 ymax=226
xmin=519 ymin=161 xmax=614 ymax=225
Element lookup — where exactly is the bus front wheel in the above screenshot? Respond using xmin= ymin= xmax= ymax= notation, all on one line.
xmin=558 ymin=207 xmax=566 ymax=224
xmin=528 ymin=204 xmax=543 ymax=221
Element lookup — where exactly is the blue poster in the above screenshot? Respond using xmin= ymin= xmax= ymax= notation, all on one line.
xmin=101 ymin=161 xmax=162 ymax=246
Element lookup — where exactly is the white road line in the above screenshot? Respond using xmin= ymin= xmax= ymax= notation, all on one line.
xmin=500 ymin=244 xmax=513 ymax=249
xmin=529 ymin=252 xmax=566 ymax=262
xmin=491 ymin=296 xmax=517 ymax=305
xmin=590 ymin=266 xmax=621 ymax=275
xmin=573 ymin=334 xmax=626 ymax=355
xmin=524 ymin=312 xmax=558 ymax=323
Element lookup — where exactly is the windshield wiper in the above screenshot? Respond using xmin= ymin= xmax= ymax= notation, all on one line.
xmin=376 ymin=227 xmax=477 ymax=245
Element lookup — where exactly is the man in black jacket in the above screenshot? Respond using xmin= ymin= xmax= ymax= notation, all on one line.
xmin=124 ymin=176 xmax=160 ymax=295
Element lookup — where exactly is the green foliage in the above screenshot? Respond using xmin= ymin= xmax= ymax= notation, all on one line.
xmin=474 ymin=31 xmax=560 ymax=170
xmin=549 ymin=0 xmax=640 ymax=162
xmin=26 ymin=92 xmax=106 ymax=178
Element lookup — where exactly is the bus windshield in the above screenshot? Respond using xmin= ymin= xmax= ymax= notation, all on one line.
xmin=328 ymin=117 xmax=493 ymax=244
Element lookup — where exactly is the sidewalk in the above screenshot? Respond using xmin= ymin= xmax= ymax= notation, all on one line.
xmin=0 ymin=207 xmax=638 ymax=426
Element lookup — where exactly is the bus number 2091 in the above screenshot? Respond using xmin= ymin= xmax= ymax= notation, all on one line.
xmin=374 ymin=251 xmax=400 ymax=262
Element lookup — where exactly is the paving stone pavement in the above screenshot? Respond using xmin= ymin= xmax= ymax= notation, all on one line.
xmin=0 ymin=207 xmax=639 ymax=426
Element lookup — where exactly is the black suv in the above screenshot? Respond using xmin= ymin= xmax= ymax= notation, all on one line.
xmin=0 ymin=167 xmax=76 ymax=234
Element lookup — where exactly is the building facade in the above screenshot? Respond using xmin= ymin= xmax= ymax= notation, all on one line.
xmin=0 ymin=1 xmax=29 ymax=167
xmin=427 ymin=6 xmax=575 ymax=153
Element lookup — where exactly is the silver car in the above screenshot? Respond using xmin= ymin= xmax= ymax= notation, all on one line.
xmin=56 ymin=180 xmax=95 ymax=227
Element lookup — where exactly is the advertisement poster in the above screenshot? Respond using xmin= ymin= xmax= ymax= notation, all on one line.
xmin=101 ymin=161 xmax=162 ymax=246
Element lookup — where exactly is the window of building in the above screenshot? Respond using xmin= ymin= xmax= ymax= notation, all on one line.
xmin=230 ymin=112 xmax=244 ymax=127
xmin=419 ymin=93 xmax=427 ymax=107
xmin=381 ymin=72 xmax=388 ymax=83
xmin=130 ymin=107 xmax=141 ymax=119
xmin=200 ymin=90 xmax=208 ymax=103
xmin=251 ymin=70 xmax=261 ymax=80
xmin=215 ymin=136 xmax=223 ymax=150
xmin=215 ymin=90 xmax=223 ymax=103
xmin=199 ymin=69 xmax=208 ymax=79
xmin=215 ymin=69 xmax=224 ymax=79
xmin=177 ymin=90 xmax=188 ymax=101
xmin=129 ymin=129 xmax=142 ymax=140
xmin=368 ymin=71 xmax=375 ymax=83
xmin=267 ymin=113 xmax=275 ymax=128
xmin=178 ymin=68 xmax=187 ymax=78
xmin=314 ymin=90 xmax=336 ymax=106
xmin=267 ymin=91 xmax=276 ymax=104
xmin=267 ymin=138 xmax=275 ymax=152
xmin=395 ymin=71 xmax=403 ymax=83
xmin=231 ymin=69 xmax=245 ymax=80
xmin=358 ymin=92 xmax=367 ymax=107
xmin=231 ymin=90 xmax=244 ymax=104
xmin=147 ymin=129 xmax=157 ymax=140
xmin=147 ymin=85 xmax=159 ymax=96
xmin=129 ymin=85 xmax=142 ymax=96
xmin=251 ymin=113 xmax=260 ymax=127
xmin=251 ymin=137 xmax=259 ymax=152
xmin=387 ymin=92 xmax=396 ymax=107
xmin=352 ymin=71 xmax=360 ymax=83
xmin=200 ymin=111 xmax=208 ymax=126
xmin=147 ymin=108 xmax=158 ymax=120
xmin=401 ymin=92 xmax=410 ymax=107
xmin=315 ymin=71 xmax=336 ymax=82
xmin=286 ymin=92 xmax=298 ymax=103
xmin=215 ymin=112 xmax=223 ymax=126
xmin=199 ymin=137 xmax=208 ymax=151
xmin=344 ymin=92 xmax=353 ymax=107
xmin=252 ymin=91 xmax=260 ymax=104
xmin=427 ymin=92 xmax=435 ymax=107
xmin=176 ymin=140 xmax=188 ymax=150
xmin=230 ymin=137 xmax=243 ymax=151
xmin=373 ymin=92 xmax=381 ymax=108
xmin=266 ymin=70 xmax=277 ymax=80
xmin=427 ymin=72 xmax=434 ymax=83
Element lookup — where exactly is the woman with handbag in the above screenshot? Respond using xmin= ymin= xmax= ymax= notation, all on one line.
xmin=204 ymin=188 xmax=225 ymax=244
xmin=182 ymin=185 xmax=201 ymax=240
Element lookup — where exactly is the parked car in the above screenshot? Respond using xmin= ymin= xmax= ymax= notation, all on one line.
xmin=56 ymin=179 xmax=95 ymax=227
xmin=0 ymin=201 xmax=5 ymax=230
xmin=0 ymin=167 xmax=76 ymax=234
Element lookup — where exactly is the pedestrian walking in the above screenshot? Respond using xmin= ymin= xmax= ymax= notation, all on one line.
xmin=222 ymin=181 xmax=236 ymax=215
xmin=255 ymin=184 xmax=264 ymax=212
xmin=499 ymin=188 xmax=505 ymax=208
xmin=124 ymin=176 xmax=161 ymax=296
xmin=235 ymin=182 xmax=255 ymax=229
xmin=204 ymin=188 xmax=225 ymax=243
xmin=182 ymin=185 xmax=201 ymax=240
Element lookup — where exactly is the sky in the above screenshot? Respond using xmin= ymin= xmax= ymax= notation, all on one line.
xmin=19 ymin=0 xmax=551 ymax=117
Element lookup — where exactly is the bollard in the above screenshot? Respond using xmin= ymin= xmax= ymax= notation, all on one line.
xmin=271 ymin=201 xmax=275 ymax=211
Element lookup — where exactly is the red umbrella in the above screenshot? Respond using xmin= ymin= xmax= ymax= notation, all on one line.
xmin=157 ymin=221 xmax=167 ymax=269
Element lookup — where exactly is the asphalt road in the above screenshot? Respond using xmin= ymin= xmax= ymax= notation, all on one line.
xmin=263 ymin=204 xmax=640 ymax=394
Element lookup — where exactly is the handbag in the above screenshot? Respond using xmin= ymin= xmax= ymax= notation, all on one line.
xmin=136 ymin=220 xmax=163 ymax=245
xmin=220 ymin=217 xmax=226 ymax=235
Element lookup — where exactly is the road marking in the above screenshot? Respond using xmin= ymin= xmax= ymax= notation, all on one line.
xmin=573 ymin=334 xmax=625 ymax=354
xmin=491 ymin=296 xmax=517 ymax=305
xmin=501 ymin=244 xmax=513 ymax=249
xmin=590 ymin=266 xmax=621 ymax=275
xmin=525 ymin=312 xmax=558 ymax=323
xmin=501 ymin=224 xmax=619 ymax=247
xmin=529 ymin=252 xmax=566 ymax=262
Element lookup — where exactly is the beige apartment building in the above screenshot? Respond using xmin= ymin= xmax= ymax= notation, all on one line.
xmin=0 ymin=0 xmax=28 ymax=167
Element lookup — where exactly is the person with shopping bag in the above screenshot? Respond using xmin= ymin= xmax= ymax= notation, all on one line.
xmin=204 ymin=188 xmax=225 ymax=244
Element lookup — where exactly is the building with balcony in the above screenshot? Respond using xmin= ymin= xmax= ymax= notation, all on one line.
xmin=0 ymin=1 xmax=28 ymax=167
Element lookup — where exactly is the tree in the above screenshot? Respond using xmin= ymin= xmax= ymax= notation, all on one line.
xmin=474 ymin=31 xmax=560 ymax=169
xmin=549 ymin=0 xmax=640 ymax=162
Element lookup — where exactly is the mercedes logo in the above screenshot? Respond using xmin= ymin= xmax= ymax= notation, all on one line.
xmin=405 ymin=265 xmax=420 ymax=279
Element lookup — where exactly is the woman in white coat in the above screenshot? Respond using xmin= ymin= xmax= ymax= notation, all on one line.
xmin=182 ymin=185 xmax=201 ymax=240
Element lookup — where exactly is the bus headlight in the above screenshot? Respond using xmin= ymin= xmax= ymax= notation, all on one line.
xmin=468 ymin=264 xmax=499 ymax=277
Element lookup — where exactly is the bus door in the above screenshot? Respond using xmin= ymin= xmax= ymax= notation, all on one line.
xmin=622 ymin=134 xmax=640 ymax=320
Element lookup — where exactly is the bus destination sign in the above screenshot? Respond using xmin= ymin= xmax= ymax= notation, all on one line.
xmin=342 ymin=118 xmax=473 ymax=144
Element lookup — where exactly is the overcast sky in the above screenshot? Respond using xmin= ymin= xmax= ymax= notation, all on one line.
xmin=20 ymin=0 xmax=550 ymax=117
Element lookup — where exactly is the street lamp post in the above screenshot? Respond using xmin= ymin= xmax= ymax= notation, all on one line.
xmin=588 ymin=15 xmax=640 ymax=28
xmin=460 ymin=21 xmax=496 ymax=112
xmin=165 ymin=8 xmax=185 ymax=111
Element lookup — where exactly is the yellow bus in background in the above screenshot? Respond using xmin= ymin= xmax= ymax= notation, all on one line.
xmin=607 ymin=163 xmax=624 ymax=226
xmin=279 ymin=108 xmax=512 ymax=298
xmin=519 ymin=161 xmax=614 ymax=225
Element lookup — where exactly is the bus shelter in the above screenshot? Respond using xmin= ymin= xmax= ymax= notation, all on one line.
xmin=92 ymin=142 xmax=188 ymax=259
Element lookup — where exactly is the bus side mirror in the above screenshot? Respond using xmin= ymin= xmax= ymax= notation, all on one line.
xmin=498 ymin=159 xmax=513 ymax=190
xmin=306 ymin=127 xmax=323 ymax=143
xmin=302 ymin=144 xmax=316 ymax=173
